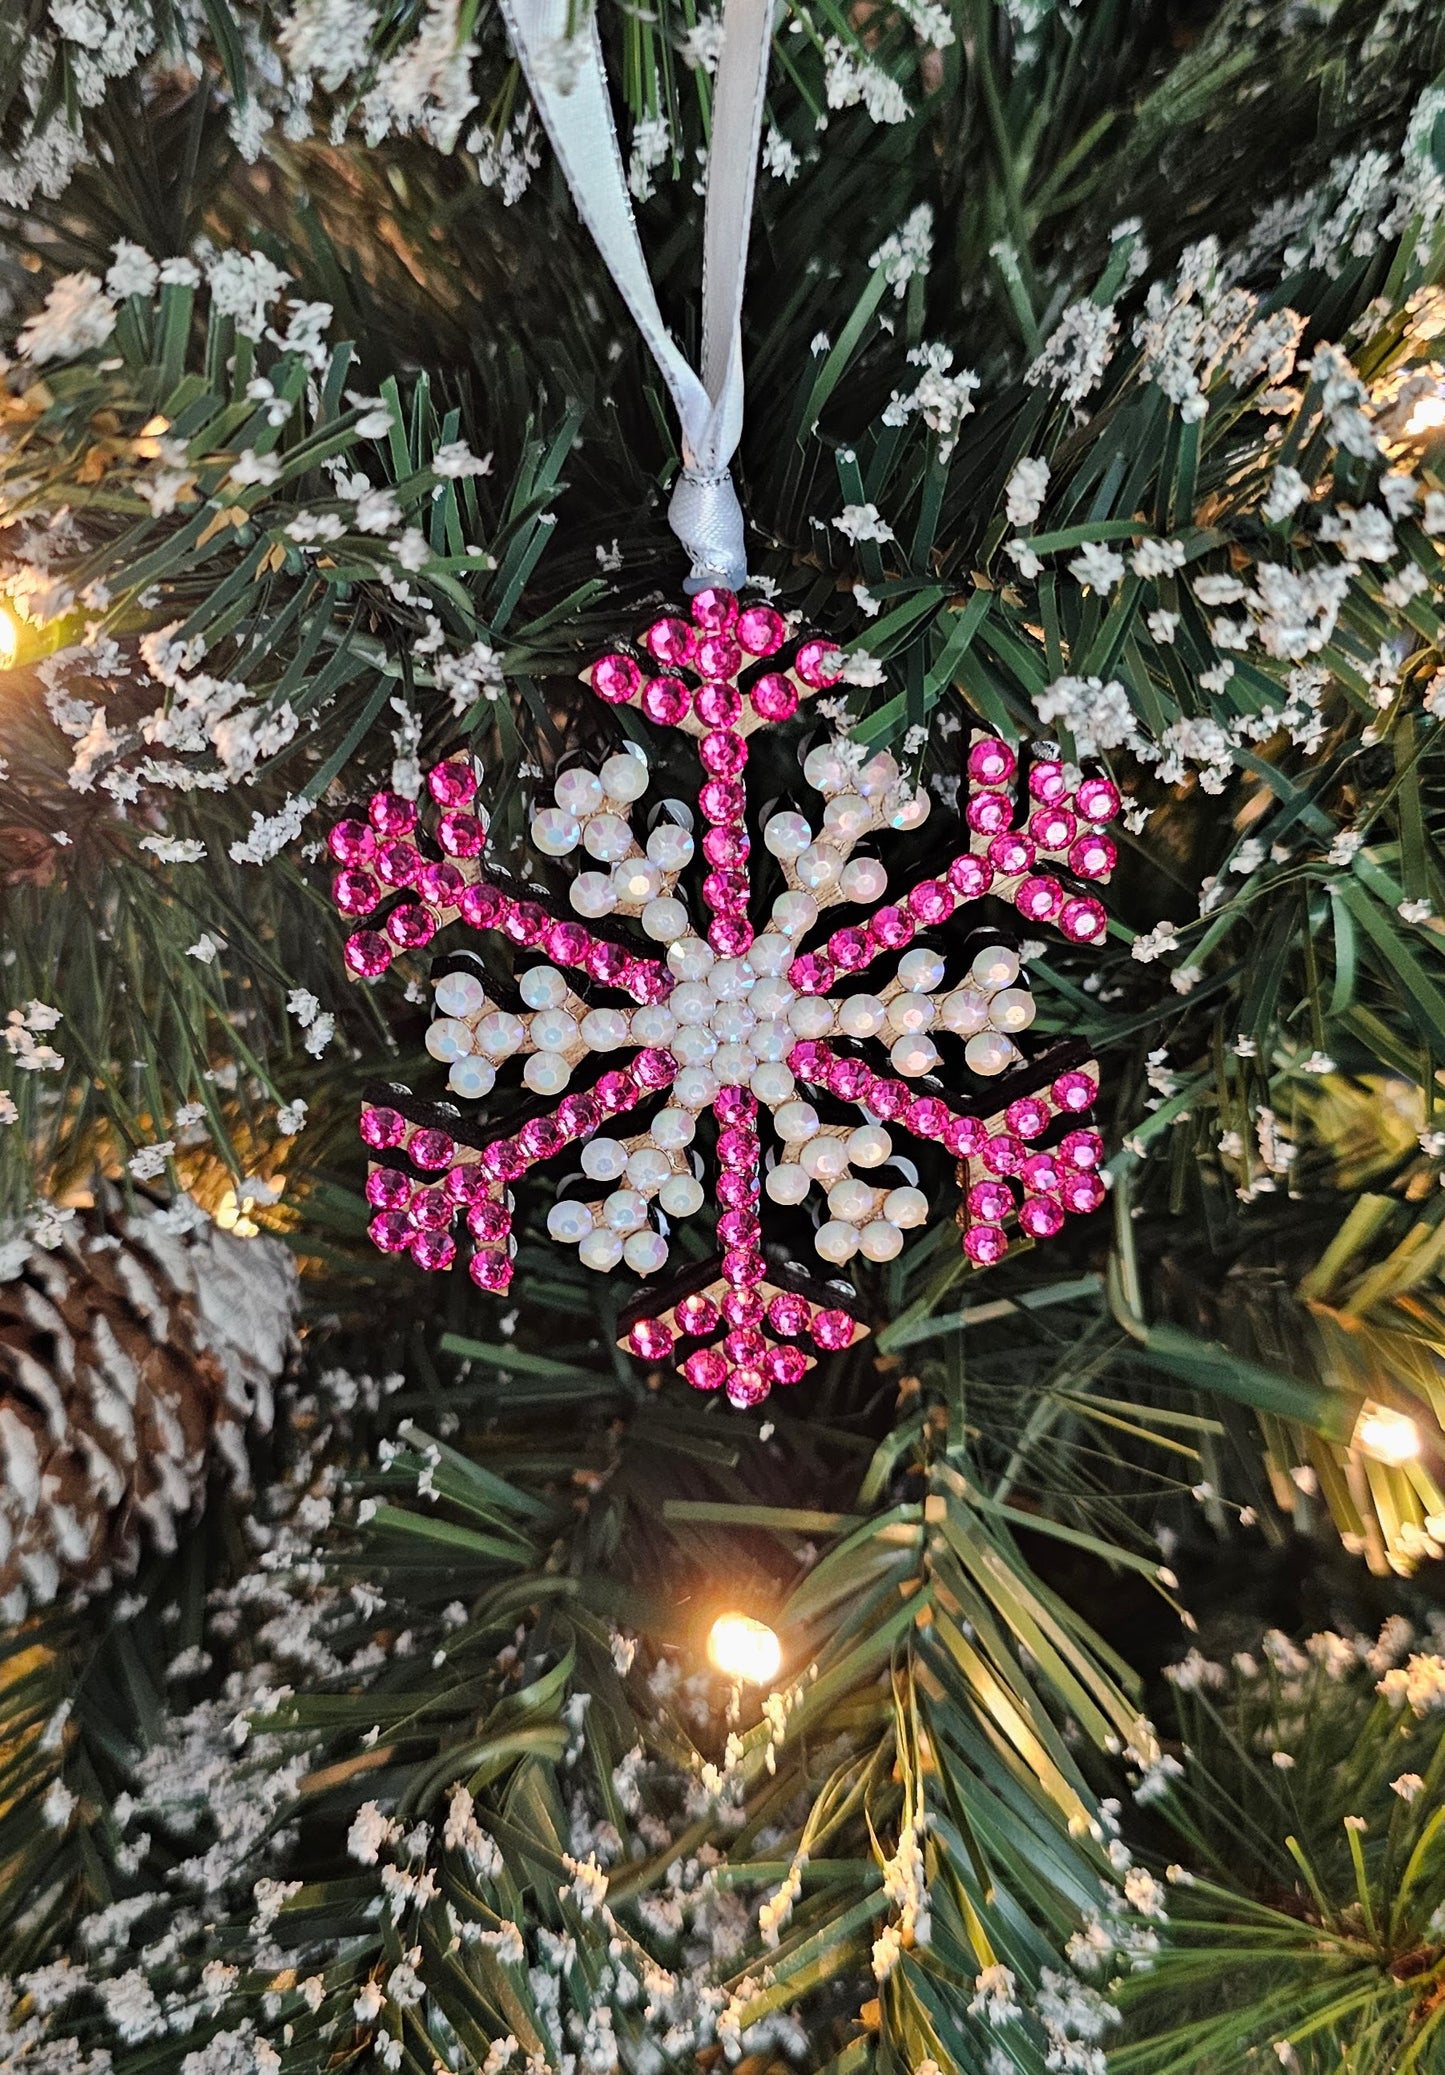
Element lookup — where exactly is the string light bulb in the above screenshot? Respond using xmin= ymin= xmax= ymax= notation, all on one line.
xmin=1354 ymin=1404 xmax=1421 ymax=1466
xmin=707 ymin=1612 xmax=781 ymax=1686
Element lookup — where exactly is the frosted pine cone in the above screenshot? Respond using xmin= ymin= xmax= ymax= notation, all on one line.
xmin=0 ymin=1210 xmax=297 ymax=1619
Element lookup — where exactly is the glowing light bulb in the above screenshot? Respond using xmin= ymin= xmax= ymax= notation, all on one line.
xmin=707 ymin=1612 xmax=782 ymax=1686
xmin=1354 ymin=1404 xmax=1421 ymax=1466
xmin=1404 ymin=394 xmax=1445 ymax=437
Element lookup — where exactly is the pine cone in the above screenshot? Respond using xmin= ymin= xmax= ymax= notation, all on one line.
xmin=0 ymin=1209 xmax=297 ymax=1619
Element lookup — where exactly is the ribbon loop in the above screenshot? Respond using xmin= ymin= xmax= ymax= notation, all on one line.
xmin=496 ymin=0 xmax=772 ymax=591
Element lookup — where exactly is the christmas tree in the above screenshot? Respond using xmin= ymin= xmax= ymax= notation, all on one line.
xmin=4 ymin=0 xmax=1445 ymax=2069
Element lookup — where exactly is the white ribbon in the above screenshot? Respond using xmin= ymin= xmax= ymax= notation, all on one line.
xmin=495 ymin=0 xmax=774 ymax=592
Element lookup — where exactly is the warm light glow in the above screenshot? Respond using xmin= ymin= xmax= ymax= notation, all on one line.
xmin=0 ymin=607 xmax=16 ymax=663
xmin=1404 ymin=394 xmax=1445 ymax=437
xmin=1355 ymin=1404 xmax=1422 ymax=1466
xmin=707 ymin=1613 xmax=782 ymax=1686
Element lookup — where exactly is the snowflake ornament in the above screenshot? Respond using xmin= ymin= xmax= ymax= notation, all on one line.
xmin=329 ymin=587 xmax=1119 ymax=1408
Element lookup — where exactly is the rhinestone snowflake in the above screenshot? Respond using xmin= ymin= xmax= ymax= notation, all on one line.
xmin=329 ymin=586 xmax=1119 ymax=1408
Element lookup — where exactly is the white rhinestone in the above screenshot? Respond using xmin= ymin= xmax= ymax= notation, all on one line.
xmin=898 ymin=947 xmax=946 ymax=993
xmin=711 ymin=1001 xmax=756 ymax=1044
xmin=475 ymin=1010 xmax=526 ymax=1060
xmin=750 ymin=976 xmax=795 ymax=1020
xmin=795 ymin=843 xmax=842 ymax=893
xmin=885 ymin=1186 xmax=929 ymax=1228
xmin=531 ymin=806 xmax=581 ymax=857
xmin=570 ymin=871 xmax=616 ymax=919
xmin=425 ymin=1016 xmax=473 ymax=1063
xmin=828 ymin=1177 xmax=877 ymax=1225
xmin=625 ymin=1147 xmax=671 ymax=1191
xmin=964 ymin=1030 xmax=1015 ymax=1076
xmin=529 ymin=1008 xmax=579 ymax=1054
xmin=612 ymin=857 xmax=663 ymax=905
xmin=583 ymin=813 xmax=633 ymax=863
xmin=840 ymin=856 xmax=888 ymax=903
xmin=803 ymin=742 xmax=854 ymax=795
xmin=838 ymin=994 xmax=887 ymax=1040
xmin=519 ymin=964 xmax=568 ymax=1010
xmin=772 ymin=891 xmax=819 ymax=937
xmin=857 ymin=751 xmax=899 ymax=799
xmin=630 ymin=1004 xmax=676 ymax=1046
xmin=658 ymin=1173 xmax=704 ymax=1217
xmin=815 ymin=1219 xmax=860 ymax=1264
xmin=859 ymin=1219 xmax=903 ymax=1262
xmin=600 ymin=749 xmax=649 ymax=803
xmin=749 ymin=933 xmax=791 ymax=977
xmin=750 ymin=1061 xmax=795 ymax=1104
xmin=674 ymin=1068 xmax=720 ymax=1110
xmin=523 ymin=1051 xmax=572 ymax=1096
xmin=847 ymin=1124 xmax=893 ymax=1168
xmin=448 ymin=1056 xmax=495 ymax=1099
xmin=890 ymin=1032 xmax=940 ymax=1077
xmin=800 ymin=1135 xmax=848 ymax=1182
xmin=671 ymin=983 xmax=714 ymax=1026
xmin=765 ymin=1162 xmax=810 ymax=1206
xmin=579 ymin=1227 xmax=624 ymax=1271
xmin=641 ymin=896 xmax=689 ymax=942
xmin=990 ymin=987 xmax=1036 ymax=1033
xmin=646 ymin=823 xmax=693 ymax=871
xmin=581 ymin=1138 xmax=628 ymax=1182
xmin=580 ymin=1008 xmax=629 ymax=1051
xmin=623 ymin=1228 xmax=669 ymax=1276
xmin=668 ymin=936 xmax=715 ymax=981
xmin=708 ymin=957 xmax=754 ymax=1000
xmin=555 ymin=768 xmax=604 ymax=817
xmin=651 ymin=1107 xmax=696 ymax=1149
xmin=548 ymin=1199 xmax=594 ymax=1243
xmin=972 ymin=944 xmax=1021 ymax=992
xmin=888 ymin=992 xmax=935 ymax=1035
xmin=603 ymin=1189 xmax=649 ymax=1233
xmin=789 ymin=996 xmax=836 ymax=1038
xmin=712 ymin=1043 xmax=755 ymax=1085
xmin=434 ymin=971 xmax=487 ymax=1019
xmin=775 ymin=1100 xmax=820 ymax=1143
xmin=888 ymin=788 xmax=931 ymax=831
xmin=822 ymin=792 xmax=870 ymax=841
xmin=672 ymin=1025 xmax=718 ymax=1066
xmin=750 ymin=1019 xmax=791 ymax=1062
xmin=940 ymin=987 xmax=990 ymax=1035
xmin=763 ymin=810 xmax=812 ymax=860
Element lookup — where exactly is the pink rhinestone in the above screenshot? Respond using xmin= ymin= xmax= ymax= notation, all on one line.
xmin=591 ymin=653 xmax=641 ymax=703
xmin=811 ymin=1308 xmax=855 ymax=1351
xmin=1005 ymin=1098 xmax=1050 ymax=1140
xmin=427 ymin=761 xmax=476 ymax=807
xmin=417 ymin=861 xmax=465 ymax=906
xmin=1016 ymin=875 xmax=1064 ymax=922
xmin=715 ymin=1087 xmax=758 ymax=1124
xmin=504 ymin=901 xmax=549 ymax=948
xmin=1075 ymin=776 xmax=1121 ymax=823
xmin=684 ymin=1346 xmax=729 ymax=1392
xmin=677 ymin=1293 xmax=721 ymax=1337
xmin=867 ymin=1077 xmax=912 ymax=1122
xmin=626 ymin=958 xmax=673 ymax=1004
xmin=345 ymin=931 xmax=391 ymax=978
xmin=908 ymin=880 xmax=954 ymax=926
xmin=587 ymin=941 xmax=629 ymax=987
xmin=703 ymin=868 xmax=749 ymax=914
xmin=726 ymin=1367 xmax=770 ymax=1409
xmin=722 ymin=1248 xmax=765 ymax=1286
xmin=829 ymin=926 xmax=871 ymax=971
xmin=767 ymin=1292 xmax=811 ymax=1338
xmin=438 ymin=811 xmax=486 ymax=859
xmin=519 ymin=1117 xmax=564 ymax=1160
xmin=1019 ymin=1195 xmax=1065 ymax=1239
xmin=1069 ymin=833 xmax=1116 ymax=880
xmin=869 ymin=906 xmax=915 ymax=951
xmin=334 ymin=868 xmax=379 ymax=916
xmin=641 ymin=675 xmax=691 ymax=726
xmin=968 ymin=738 xmax=1017 ymax=785
xmin=1059 ymin=897 xmax=1107 ymax=943
xmin=963 ymin=1223 xmax=1008 ymax=1267
xmin=695 ymin=680 xmax=743 ymax=728
xmin=360 ymin=1105 xmax=407 ymax=1149
xmin=329 ymin=819 xmax=375 ymax=865
xmin=366 ymin=1168 xmax=411 ymax=1210
xmin=795 ymin=639 xmax=843 ymax=689
xmin=737 ymin=604 xmax=786 ymax=655
xmin=787 ymin=1041 xmax=830 ymax=1081
xmin=1052 ymin=1070 xmax=1098 ymax=1113
xmin=690 ymin=587 xmax=738 ymax=633
xmin=411 ymin=1189 xmax=453 ymax=1231
xmin=788 ymin=953 xmax=835 ymax=995
xmin=375 ymin=839 xmax=420 ymax=887
xmin=750 ymin=674 xmax=799 ymax=724
xmin=642 ymin=617 xmax=696 ymax=667
xmin=1021 ymin=1151 xmax=1062 ymax=1194
xmin=557 ymin=1094 xmax=601 ymax=1138
xmin=467 ymin=1199 xmax=511 ymax=1242
xmin=412 ymin=1230 xmax=457 ymax=1273
xmin=829 ymin=1056 xmax=872 ymax=1101
xmin=542 ymin=920 xmax=588 ymax=965
xmin=410 ymin=1128 xmax=455 ymax=1170
xmin=944 ymin=1114 xmax=989 ymax=1158
xmin=948 ymin=854 xmax=993 ymax=899
xmin=469 ymin=1251 xmax=513 ymax=1292
xmin=967 ymin=1180 xmax=1013 ymax=1223
xmin=703 ymin=825 xmax=750 ymax=868
xmin=966 ymin=791 xmax=1013 ymax=836
xmin=1029 ymin=808 xmax=1076 ymax=851
xmin=694 ymin=635 xmax=742 ymax=679
xmin=718 ymin=1170 xmax=759 ymax=1209
xmin=369 ymin=792 xmax=417 ymax=838
xmin=709 ymin=915 xmax=754 ymax=956
xmin=905 ymin=1096 xmax=950 ymax=1139
xmin=700 ymin=731 xmax=747 ymax=778
xmin=386 ymin=904 xmax=435 ymax=950
xmin=628 ymin=1317 xmax=676 ymax=1361
xmin=1060 ymin=1128 xmax=1105 ymax=1171
xmin=717 ymin=1126 xmax=759 ymax=1171
xmin=459 ymin=882 xmax=505 ymax=929
xmin=1027 ymin=762 xmax=1069 ymax=806
xmin=699 ymin=778 xmax=745 ymax=823
xmin=595 ymin=1070 xmax=635 ymax=1112
xmin=476 ymin=1140 xmax=518 ymax=1183
xmin=764 ymin=1344 xmax=809 ymax=1387
xmin=722 ymin=1286 xmax=764 ymax=1326
xmin=1061 ymin=1171 xmax=1106 ymax=1215
xmin=369 ymin=1210 xmax=413 ymax=1253
xmin=632 ymin=1047 xmax=677 ymax=1091
xmin=988 ymin=833 xmax=1035 ymax=877
xmin=724 ymin=1326 xmax=766 ymax=1366
xmin=981 ymin=1134 xmax=1025 ymax=1177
